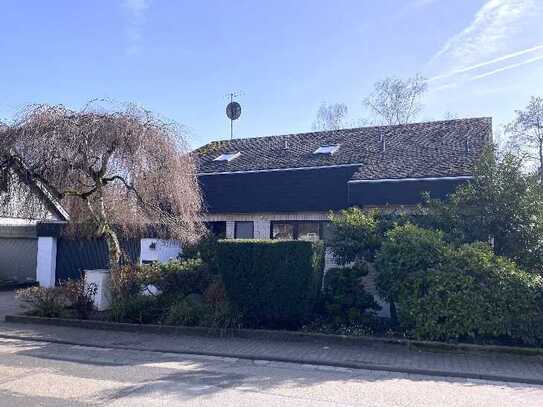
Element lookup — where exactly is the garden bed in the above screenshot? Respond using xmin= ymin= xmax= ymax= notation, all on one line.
xmin=5 ymin=313 xmax=543 ymax=357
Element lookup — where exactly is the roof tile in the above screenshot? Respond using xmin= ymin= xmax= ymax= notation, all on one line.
xmin=195 ymin=117 xmax=491 ymax=180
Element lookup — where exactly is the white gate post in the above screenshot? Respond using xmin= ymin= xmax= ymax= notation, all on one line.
xmin=36 ymin=236 xmax=57 ymax=287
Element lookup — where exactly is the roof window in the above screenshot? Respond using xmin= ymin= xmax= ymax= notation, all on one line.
xmin=213 ymin=152 xmax=241 ymax=162
xmin=313 ymin=144 xmax=340 ymax=155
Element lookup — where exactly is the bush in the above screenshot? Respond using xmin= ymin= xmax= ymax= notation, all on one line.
xmin=327 ymin=208 xmax=381 ymax=264
xmin=110 ymin=265 xmax=148 ymax=301
xmin=397 ymin=243 xmax=543 ymax=344
xmin=375 ymin=223 xmax=449 ymax=304
xmin=153 ymin=259 xmax=211 ymax=298
xmin=320 ymin=265 xmax=380 ymax=326
xmin=16 ymin=286 xmax=66 ymax=318
xmin=163 ymin=294 xmax=206 ymax=326
xmin=418 ymin=148 xmax=543 ymax=271
xmin=327 ymin=207 xmax=410 ymax=265
xmin=201 ymin=277 xmax=240 ymax=330
xmin=108 ymin=265 xmax=164 ymax=323
xmin=61 ymin=279 xmax=97 ymax=319
xmin=216 ymin=240 xmax=324 ymax=329
xmin=109 ymin=294 xmax=162 ymax=324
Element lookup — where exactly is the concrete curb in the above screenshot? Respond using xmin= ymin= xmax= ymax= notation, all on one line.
xmin=0 ymin=330 xmax=542 ymax=386
xmin=5 ymin=314 xmax=543 ymax=356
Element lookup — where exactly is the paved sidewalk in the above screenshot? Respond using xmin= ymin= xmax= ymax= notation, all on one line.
xmin=2 ymin=290 xmax=542 ymax=385
xmin=1 ymin=317 xmax=542 ymax=385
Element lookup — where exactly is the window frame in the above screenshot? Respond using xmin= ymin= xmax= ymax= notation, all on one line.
xmin=213 ymin=152 xmax=241 ymax=162
xmin=234 ymin=221 xmax=254 ymax=239
xmin=270 ymin=220 xmax=328 ymax=241
xmin=313 ymin=144 xmax=340 ymax=155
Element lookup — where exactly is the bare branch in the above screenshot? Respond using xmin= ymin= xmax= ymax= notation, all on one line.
xmin=0 ymin=101 xmax=206 ymax=265
xmin=363 ymin=74 xmax=427 ymax=125
xmin=506 ymin=96 xmax=543 ymax=180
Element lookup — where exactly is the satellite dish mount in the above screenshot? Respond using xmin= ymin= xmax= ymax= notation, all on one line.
xmin=226 ymin=92 xmax=242 ymax=140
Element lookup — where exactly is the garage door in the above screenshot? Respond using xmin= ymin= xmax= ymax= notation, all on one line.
xmin=0 ymin=238 xmax=38 ymax=284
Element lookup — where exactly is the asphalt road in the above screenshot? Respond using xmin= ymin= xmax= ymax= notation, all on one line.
xmin=0 ymin=336 xmax=542 ymax=406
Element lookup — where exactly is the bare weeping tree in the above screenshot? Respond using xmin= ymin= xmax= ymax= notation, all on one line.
xmin=506 ymin=96 xmax=543 ymax=182
xmin=364 ymin=74 xmax=427 ymax=125
xmin=0 ymin=102 xmax=205 ymax=267
xmin=312 ymin=102 xmax=349 ymax=131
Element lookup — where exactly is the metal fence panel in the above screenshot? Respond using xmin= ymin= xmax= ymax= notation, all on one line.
xmin=55 ymin=238 xmax=140 ymax=282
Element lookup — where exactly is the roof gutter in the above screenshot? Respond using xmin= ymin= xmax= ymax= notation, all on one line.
xmin=348 ymin=176 xmax=473 ymax=184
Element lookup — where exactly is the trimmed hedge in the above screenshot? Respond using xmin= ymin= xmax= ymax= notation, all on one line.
xmin=216 ymin=240 xmax=324 ymax=328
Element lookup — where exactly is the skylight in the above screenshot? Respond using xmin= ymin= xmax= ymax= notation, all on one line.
xmin=313 ymin=144 xmax=340 ymax=155
xmin=213 ymin=152 xmax=241 ymax=162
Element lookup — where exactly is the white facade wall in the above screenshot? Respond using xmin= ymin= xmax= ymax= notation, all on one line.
xmin=254 ymin=220 xmax=270 ymax=239
xmin=140 ymin=238 xmax=183 ymax=263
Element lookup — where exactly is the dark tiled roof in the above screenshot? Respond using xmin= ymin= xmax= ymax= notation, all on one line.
xmin=195 ymin=117 xmax=492 ymax=180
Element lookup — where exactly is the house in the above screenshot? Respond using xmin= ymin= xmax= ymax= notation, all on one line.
xmin=195 ymin=117 xmax=492 ymax=240
xmin=0 ymin=168 xmax=68 ymax=287
xmin=0 ymin=169 xmax=180 ymax=287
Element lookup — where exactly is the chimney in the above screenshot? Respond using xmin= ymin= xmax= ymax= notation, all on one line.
xmin=465 ymin=138 xmax=470 ymax=154
xmin=381 ymin=138 xmax=386 ymax=153
xmin=284 ymin=139 xmax=289 ymax=150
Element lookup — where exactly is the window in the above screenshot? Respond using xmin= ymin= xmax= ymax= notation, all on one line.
xmin=297 ymin=222 xmax=320 ymax=242
xmin=213 ymin=152 xmax=241 ymax=162
xmin=235 ymin=221 xmax=254 ymax=239
xmin=272 ymin=223 xmax=295 ymax=240
xmin=313 ymin=144 xmax=340 ymax=155
xmin=206 ymin=221 xmax=226 ymax=239
xmin=270 ymin=221 xmax=328 ymax=241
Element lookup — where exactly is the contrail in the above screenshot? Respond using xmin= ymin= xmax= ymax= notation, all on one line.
xmin=469 ymin=53 xmax=543 ymax=80
xmin=429 ymin=44 xmax=543 ymax=82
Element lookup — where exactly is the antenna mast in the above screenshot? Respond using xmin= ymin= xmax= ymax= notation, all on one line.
xmin=226 ymin=92 xmax=242 ymax=139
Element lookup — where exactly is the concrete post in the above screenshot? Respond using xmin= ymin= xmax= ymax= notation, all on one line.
xmin=85 ymin=269 xmax=111 ymax=311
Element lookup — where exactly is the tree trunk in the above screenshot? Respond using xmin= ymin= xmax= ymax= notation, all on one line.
xmin=539 ymin=142 xmax=543 ymax=183
xmin=103 ymin=225 xmax=122 ymax=269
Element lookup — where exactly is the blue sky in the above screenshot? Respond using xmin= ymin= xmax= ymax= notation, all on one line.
xmin=1 ymin=0 xmax=542 ymax=148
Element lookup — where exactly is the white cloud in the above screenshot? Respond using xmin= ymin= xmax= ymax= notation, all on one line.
xmin=427 ymin=0 xmax=543 ymax=91
xmin=122 ymin=0 xmax=150 ymax=56
xmin=432 ymin=0 xmax=536 ymax=67
xmin=429 ymin=44 xmax=543 ymax=82
xmin=469 ymin=53 xmax=543 ymax=80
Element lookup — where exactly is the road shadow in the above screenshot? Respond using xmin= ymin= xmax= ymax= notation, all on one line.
xmin=0 ymin=336 xmax=540 ymax=404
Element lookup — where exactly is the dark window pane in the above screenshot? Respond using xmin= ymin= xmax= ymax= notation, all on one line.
xmin=207 ymin=221 xmax=226 ymax=239
xmin=235 ymin=221 xmax=254 ymax=239
xmin=272 ymin=223 xmax=294 ymax=240
xmin=321 ymin=221 xmax=334 ymax=242
xmin=298 ymin=222 xmax=320 ymax=241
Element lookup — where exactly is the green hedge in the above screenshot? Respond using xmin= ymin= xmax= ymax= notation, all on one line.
xmin=397 ymin=243 xmax=543 ymax=344
xmin=216 ymin=240 xmax=324 ymax=328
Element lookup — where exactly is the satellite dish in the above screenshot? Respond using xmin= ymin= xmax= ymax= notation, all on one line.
xmin=226 ymin=101 xmax=241 ymax=120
